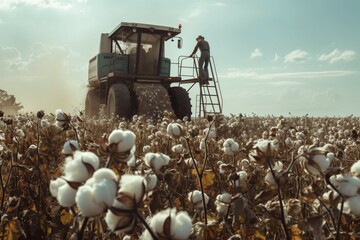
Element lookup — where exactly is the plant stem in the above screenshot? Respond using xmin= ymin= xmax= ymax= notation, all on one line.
xmin=267 ymin=158 xmax=290 ymax=240
xmin=135 ymin=210 xmax=158 ymax=240
xmin=77 ymin=217 xmax=89 ymax=240
xmin=185 ymin=137 xmax=208 ymax=225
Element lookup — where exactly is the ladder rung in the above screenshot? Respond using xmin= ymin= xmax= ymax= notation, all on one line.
xmin=203 ymin=94 xmax=218 ymax=97
xmin=203 ymin=103 xmax=220 ymax=106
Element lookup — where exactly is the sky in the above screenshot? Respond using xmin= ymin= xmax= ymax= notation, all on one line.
xmin=0 ymin=0 xmax=359 ymax=117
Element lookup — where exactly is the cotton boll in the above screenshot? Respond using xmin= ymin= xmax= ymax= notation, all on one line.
xmin=75 ymin=168 xmax=118 ymax=216
xmin=143 ymin=208 xmax=192 ymax=240
xmin=171 ymin=211 xmax=192 ymax=239
xmin=105 ymin=203 xmax=137 ymax=233
xmin=326 ymin=152 xmax=335 ymax=162
xmin=251 ymin=139 xmax=279 ymax=160
xmin=55 ymin=109 xmax=67 ymax=128
xmin=50 ymin=178 xmax=77 ymax=207
xmin=240 ymin=159 xmax=250 ymax=168
xmin=62 ymin=140 xmax=80 ymax=155
xmin=238 ymin=171 xmax=248 ymax=180
xmin=127 ymin=155 xmax=136 ymax=168
xmin=15 ymin=129 xmax=25 ymax=138
xmin=331 ymin=175 xmax=360 ymax=197
xmin=172 ymin=144 xmax=184 ymax=154
xmin=167 ymin=123 xmax=183 ymax=139
xmin=144 ymin=152 xmax=170 ymax=170
xmin=184 ymin=158 xmax=198 ymax=168
xmin=347 ymin=195 xmax=360 ymax=215
xmin=223 ymin=138 xmax=239 ymax=155
xmin=92 ymin=168 xmax=118 ymax=183
xmin=272 ymin=161 xmax=284 ymax=171
xmin=93 ymin=180 xmax=118 ymax=208
xmin=76 ymin=185 xmax=105 ymax=216
xmin=143 ymin=145 xmax=151 ymax=153
xmin=108 ymin=130 xmax=136 ymax=152
xmin=188 ymin=190 xmax=209 ymax=208
xmin=215 ymin=193 xmax=231 ymax=214
xmin=265 ymin=171 xmax=276 ymax=186
xmin=119 ymin=175 xmax=146 ymax=203
xmin=199 ymin=138 xmax=206 ymax=150
xmin=63 ymin=151 xmax=100 ymax=182
xmin=145 ymin=174 xmax=157 ymax=191
xmin=313 ymin=155 xmax=330 ymax=171
xmin=203 ymin=128 xmax=216 ymax=138
xmin=50 ymin=178 xmax=66 ymax=198
xmin=351 ymin=160 xmax=360 ymax=177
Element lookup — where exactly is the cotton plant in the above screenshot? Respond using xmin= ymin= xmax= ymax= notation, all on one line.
xmin=215 ymin=193 xmax=232 ymax=215
xmin=75 ymin=168 xmax=118 ymax=217
xmin=105 ymin=174 xmax=152 ymax=233
xmin=54 ymin=109 xmax=69 ymax=128
xmin=184 ymin=157 xmax=199 ymax=168
xmin=144 ymin=172 xmax=158 ymax=191
xmin=203 ymin=127 xmax=216 ymax=139
xmin=143 ymin=145 xmax=151 ymax=153
xmin=171 ymin=144 xmax=184 ymax=154
xmin=167 ymin=122 xmax=183 ymax=139
xmin=40 ymin=119 xmax=51 ymax=128
xmin=62 ymin=140 xmax=80 ymax=156
xmin=232 ymin=170 xmax=248 ymax=188
xmin=13 ymin=129 xmax=25 ymax=143
xmin=49 ymin=150 xmax=100 ymax=207
xmin=188 ymin=190 xmax=209 ymax=209
xmin=107 ymin=129 xmax=136 ymax=166
xmin=144 ymin=152 xmax=171 ymax=170
xmin=223 ymin=138 xmax=239 ymax=155
xmin=249 ymin=139 xmax=279 ymax=166
xmin=298 ymin=145 xmax=332 ymax=176
xmin=328 ymin=160 xmax=360 ymax=216
xmin=140 ymin=208 xmax=192 ymax=240
xmin=264 ymin=161 xmax=284 ymax=187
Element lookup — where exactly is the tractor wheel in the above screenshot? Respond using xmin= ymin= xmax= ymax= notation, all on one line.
xmin=85 ymin=89 xmax=100 ymax=117
xmin=106 ymin=83 xmax=132 ymax=119
xmin=168 ymin=86 xmax=192 ymax=120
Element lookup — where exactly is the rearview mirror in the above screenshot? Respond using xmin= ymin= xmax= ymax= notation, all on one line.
xmin=177 ymin=38 xmax=182 ymax=49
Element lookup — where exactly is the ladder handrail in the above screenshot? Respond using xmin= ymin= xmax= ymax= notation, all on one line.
xmin=177 ymin=55 xmax=223 ymax=117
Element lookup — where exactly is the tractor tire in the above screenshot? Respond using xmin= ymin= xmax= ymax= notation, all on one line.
xmin=85 ymin=89 xmax=100 ymax=117
xmin=168 ymin=86 xmax=192 ymax=120
xmin=106 ymin=83 xmax=132 ymax=119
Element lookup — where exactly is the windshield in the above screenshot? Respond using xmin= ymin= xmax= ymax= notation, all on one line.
xmin=138 ymin=33 xmax=161 ymax=75
xmin=112 ymin=32 xmax=162 ymax=75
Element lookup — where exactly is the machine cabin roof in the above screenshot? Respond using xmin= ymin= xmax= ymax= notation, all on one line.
xmin=109 ymin=22 xmax=181 ymax=41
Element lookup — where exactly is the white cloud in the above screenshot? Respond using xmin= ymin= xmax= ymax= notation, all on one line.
xmin=222 ymin=69 xmax=354 ymax=80
xmin=284 ymin=49 xmax=309 ymax=63
xmin=0 ymin=0 xmax=72 ymax=11
xmin=250 ymin=48 xmax=262 ymax=59
xmin=273 ymin=53 xmax=279 ymax=62
xmin=179 ymin=7 xmax=202 ymax=22
xmin=318 ymin=49 xmax=356 ymax=64
xmin=213 ymin=2 xmax=226 ymax=7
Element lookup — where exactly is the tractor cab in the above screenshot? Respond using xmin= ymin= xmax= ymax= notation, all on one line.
xmin=109 ymin=23 xmax=181 ymax=76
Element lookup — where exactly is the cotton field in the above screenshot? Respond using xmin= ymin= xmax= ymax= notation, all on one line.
xmin=1 ymin=110 xmax=360 ymax=239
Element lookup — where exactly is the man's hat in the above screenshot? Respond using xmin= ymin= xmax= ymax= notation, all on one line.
xmin=196 ymin=35 xmax=204 ymax=41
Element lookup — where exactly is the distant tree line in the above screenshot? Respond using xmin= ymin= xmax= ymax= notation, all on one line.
xmin=0 ymin=89 xmax=23 ymax=115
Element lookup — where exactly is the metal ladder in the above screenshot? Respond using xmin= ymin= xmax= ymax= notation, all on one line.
xmin=177 ymin=55 xmax=223 ymax=118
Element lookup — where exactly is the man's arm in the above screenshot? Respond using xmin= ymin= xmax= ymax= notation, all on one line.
xmin=190 ymin=42 xmax=199 ymax=56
